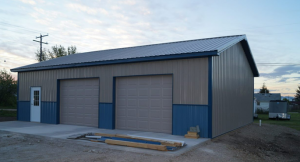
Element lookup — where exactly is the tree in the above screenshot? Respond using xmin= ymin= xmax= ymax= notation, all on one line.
xmin=295 ymin=86 xmax=300 ymax=101
xmin=0 ymin=69 xmax=17 ymax=107
xmin=259 ymin=83 xmax=269 ymax=93
xmin=282 ymin=98 xmax=290 ymax=104
xmin=35 ymin=48 xmax=48 ymax=62
xmin=35 ymin=45 xmax=77 ymax=62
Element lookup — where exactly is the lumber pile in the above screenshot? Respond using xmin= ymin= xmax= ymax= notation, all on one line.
xmin=184 ymin=125 xmax=200 ymax=139
xmin=68 ymin=132 xmax=185 ymax=151
xmin=105 ymin=139 xmax=167 ymax=151
xmin=184 ymin=131 xmax=199 ymax=139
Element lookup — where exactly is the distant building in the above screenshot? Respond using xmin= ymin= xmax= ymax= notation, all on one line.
xmin=254 ymin=93 xmax=281 ymax=111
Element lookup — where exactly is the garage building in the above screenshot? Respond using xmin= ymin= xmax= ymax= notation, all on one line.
xmin=11 ymin=35 xmax=259 ymax=138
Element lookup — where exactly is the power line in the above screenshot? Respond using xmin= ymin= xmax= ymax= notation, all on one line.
xmin=0 ymin=27 xmax=37 ymax=37
xmin=0 ymin=22 xmax=46 ymax=33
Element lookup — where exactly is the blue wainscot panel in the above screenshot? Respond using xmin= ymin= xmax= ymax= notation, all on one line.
xmin=18 ymin=101 xmax=30 ymax=121
xmin=41 ymin=102 xmax=58 ymax=124
xmin=173 ymin=104 xmax=209 ymax=138
xmin=99 ymin=103 xmax=114 ymax=129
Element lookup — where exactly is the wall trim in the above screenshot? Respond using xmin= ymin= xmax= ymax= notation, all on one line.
xmin=56 ymin=80 xmax=60 ymax=124
xmin=208 ymin=57 xmax=212 ymax=138
xmin=17 ymin=73 xmax=19 ymax=120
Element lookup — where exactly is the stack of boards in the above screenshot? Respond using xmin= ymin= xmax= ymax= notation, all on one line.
xmin=184 ymin=131 xmax=199 ymax=139
xmin=68 ymin=133 xmax=185 ymax=151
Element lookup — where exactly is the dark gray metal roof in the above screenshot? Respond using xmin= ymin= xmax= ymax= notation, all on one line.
xmin=254 ymin=93 xmax=281 ymax=102
xmin=11 ymin=35 xmax=258 ymax=76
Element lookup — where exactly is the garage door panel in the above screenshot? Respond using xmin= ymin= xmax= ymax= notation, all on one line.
xmin=138 ymin=110 xmax=149 ymax=117
xmin=127 ymin=120 xmax=137 ymax=128
xmin=138 ymin=99 xmax=149 ymax=108
xmin=60 ymin=78 xmax=99 ymax=127
xmin=151 ymin=99 xmax=162 ymax=107
xmin=116 ymin=75 xmax=172 ymax=133
xmin=127 ymin=109 xmax=137 ymax=117
xmin=138 ymin=89 xmax=149 ymax=96
xmin=151 ymin=76 xmax=162 ymax=84
xmin=163 ymin=99 xmax=172 ymax=107
xmin=151 ymin=88 xmax=161 ymax=96
xmin=138 ymin=121 xmax=149 ymax=129
xmin=139 ymin=77 xmax=150 ymax=85
xmin=163 ymin=88 xmax=172 ymax=96
xmin=162 ymin=110 xmax=172 ymax=118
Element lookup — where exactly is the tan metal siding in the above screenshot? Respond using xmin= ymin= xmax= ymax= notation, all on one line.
xmin=212 ymin=43 xmax=254 ymax=138
xmin=19 ymin=58 xmax=208 ymax=105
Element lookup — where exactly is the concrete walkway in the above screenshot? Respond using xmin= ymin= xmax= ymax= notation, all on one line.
xmin=0 ymin=121 xmax=209 ymax=156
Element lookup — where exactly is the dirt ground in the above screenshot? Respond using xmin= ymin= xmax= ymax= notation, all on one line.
xmin=0 ymin=123 xmax=299 ymax=162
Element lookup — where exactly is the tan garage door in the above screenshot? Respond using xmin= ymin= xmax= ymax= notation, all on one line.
xmin=116 ymin=75 xmax=172 ymax=133
xmin=60 ymin=78 xmax=99 ymax=127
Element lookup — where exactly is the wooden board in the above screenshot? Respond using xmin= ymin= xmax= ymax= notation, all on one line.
xmin=188 ymin=131 xmax=198 ymax=135
xmin=94 ymin=133 xmax=116 ymax=137
xmin=115 ymin=134 xmax=181 ymax=147
xmin=184 ymin=134 xmax=199 ymax=139
xmin=105 ymin=139 xmax=167 ymax=151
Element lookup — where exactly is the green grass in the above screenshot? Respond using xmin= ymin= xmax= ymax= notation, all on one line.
xmin=0 ymin=110 xmax=17 ymax=117
xmin=0 ymin=105 xmax=17 ymax=109
xmin=254 ymin=113 xmax=300 ymax=131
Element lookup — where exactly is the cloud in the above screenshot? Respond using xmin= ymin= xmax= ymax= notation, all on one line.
xmin=30 ymin=7 xmax=62 ymax=25
xmin=121 ymin=0 xmax=137 ymax=5
xmin=20 ymin=0 xmax=36 ymax=5
xmin=260 ymin=65 xmax=300 ymax=78
xmin=278 ymin=77 xmax=289 ymax=83
xmin=67 ymin=3 xmax=108 ymax=15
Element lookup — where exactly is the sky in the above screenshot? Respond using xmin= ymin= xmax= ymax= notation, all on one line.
xmin=0 ymin=0 xmax=299 ymax=98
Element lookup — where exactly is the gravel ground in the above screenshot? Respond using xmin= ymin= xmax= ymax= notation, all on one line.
xmin=0 ymin=123 xmax=299 ymax=162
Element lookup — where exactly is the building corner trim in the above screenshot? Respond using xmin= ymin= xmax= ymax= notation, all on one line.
xmin=208 ymin=57 xmax=213 ymax=138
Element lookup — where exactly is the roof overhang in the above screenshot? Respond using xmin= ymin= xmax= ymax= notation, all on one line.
xmin=240 ymin=39 xmax=259 ymax=77
xmin=10 ymin=35 xmax=259 ymax=77
xmin=11 ymin=51 xmax=218 ymax=72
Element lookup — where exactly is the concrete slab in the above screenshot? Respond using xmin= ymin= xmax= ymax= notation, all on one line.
xmin=0 ymin=121 xmax=209 ymax=156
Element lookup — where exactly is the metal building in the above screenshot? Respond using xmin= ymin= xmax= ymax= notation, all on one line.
xmin=11 ymin=35 xmax=259 ymax=138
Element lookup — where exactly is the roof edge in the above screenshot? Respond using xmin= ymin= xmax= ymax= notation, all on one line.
xmin=216 ymin=35 xmax=259 ymax=77
xmin=11 ymin=51 xmax=218 ymax=72
xmin=240 ymin=39 xmax=259 ymax=77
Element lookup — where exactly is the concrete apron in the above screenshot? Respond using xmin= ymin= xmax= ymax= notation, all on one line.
xmin=0 ymin=121 xmax=209 ymax=156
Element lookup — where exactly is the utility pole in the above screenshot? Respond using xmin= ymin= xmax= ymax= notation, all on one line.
xmin=33 ymin=34 xmax=48 ymax=62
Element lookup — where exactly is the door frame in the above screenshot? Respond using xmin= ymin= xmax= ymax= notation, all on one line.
xmin=30 ymin=86 xmax=41 ymax=122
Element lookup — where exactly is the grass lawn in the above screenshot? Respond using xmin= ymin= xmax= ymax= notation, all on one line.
xmin=254 ymin=113 xmax=300 ymax=131
xmin=0 ymin=105 xmax=17 ymax=109
xmin=0 ymin=110 xmax=17 ymax=117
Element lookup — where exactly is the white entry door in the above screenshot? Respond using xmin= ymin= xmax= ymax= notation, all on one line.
xmin=30 ymin=87 xmax=41 ymax=122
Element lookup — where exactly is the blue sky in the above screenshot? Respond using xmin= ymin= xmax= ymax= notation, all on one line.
xmin=0 ymin=0 xmax=299 ymax=97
